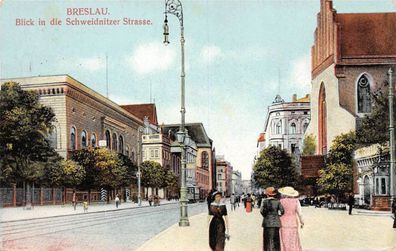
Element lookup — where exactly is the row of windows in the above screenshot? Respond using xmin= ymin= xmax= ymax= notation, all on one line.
xmin=196 ymin=173 xmax=208 ymax=185
xmin=271 ymin=120 xmax=309 ymax=135
xmin=70 ymin=127 xmax=97 ymax=150
xmin=70 ymin=127 xmax=135 ymax=160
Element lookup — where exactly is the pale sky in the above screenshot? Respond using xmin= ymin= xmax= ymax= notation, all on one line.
xmin=0 ymin=0 xmax=395 ymax=179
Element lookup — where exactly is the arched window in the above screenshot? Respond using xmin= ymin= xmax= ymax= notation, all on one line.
xmin=319 ymin=82 xmax=327 ymax=154
xmin=276 ymin=121 xmax=282 ymax=134
xmin=118 ymin=135 xmax=124 ymax=154
xmin=202 ymin=151 xmax=209 ymax=169
xmin=49 ymin=126 xmax=58 ymax=149
xmin=131 ymin=151 xmax=135 ymax=163
xmin=290 ymin=123 xmax=296 ymax=134
xmin=105 ymin=130 xmax=111 ymax=149
xmin=357 ymin=75 xmax=371 ymax=114
xmin=91 ymin=133 xmax=97 ymax=147
xmin=81 ymin=130 xmax=87 ymax=148
xmin=70 ymin=127 xmax=76 ymax=150
xmin=112 ymin=133 xmax=118 ymax=151
xmin=303 ymin=122 xmax=309 ymax=133
xmin=125 ymin=146 xmax=130 ymax=158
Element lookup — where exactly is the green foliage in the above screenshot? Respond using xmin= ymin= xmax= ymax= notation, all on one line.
xmin=326 ymin=131 xmax=356 ymax=166
xmin=302 ymin=134 xmax=316 ymax=156
xmin=140 ymin=161 xmax=167 ymax=189
xmin=61 ymin=159 xmax=86 ymax=188
xmin=252 ymin=145 xmax=298 ymax=188
xmin=118 ymin=153 xmax=138 ymax=187
xmin=72 ymin=148 xmax=129 ymax=190
xmin=0 ymin=82 xmax=61 ymax=185
xmin=317 ymin=163 xmax=353 ymax=197
xmin=356 ymin=88 xmax=394 ymax=146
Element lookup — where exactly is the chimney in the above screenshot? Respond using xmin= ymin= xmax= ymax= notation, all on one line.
xmin=292 ymin=94 xmax=297 ymax=102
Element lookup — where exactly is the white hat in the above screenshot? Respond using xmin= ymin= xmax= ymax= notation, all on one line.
xmin=278 ymin=186 xmax=299 ymax=197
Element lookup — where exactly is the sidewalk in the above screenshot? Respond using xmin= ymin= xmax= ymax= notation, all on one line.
xmin=135 ymin=206 xmax=396 ymax=251
xmin=0 ymin=199 xmax=177 ymax=222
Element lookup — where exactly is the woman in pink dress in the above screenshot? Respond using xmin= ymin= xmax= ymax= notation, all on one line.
xmin=278 ymin=186 xmax=304 ymax=251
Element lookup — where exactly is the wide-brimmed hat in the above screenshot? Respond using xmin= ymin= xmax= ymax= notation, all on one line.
xmin=212 ymin=191 xmax=222 ymax=199
xmin=265 ymin=187 xmax=277 ymax=196
xmin=278 ymin=186 xmax=299 ymax=197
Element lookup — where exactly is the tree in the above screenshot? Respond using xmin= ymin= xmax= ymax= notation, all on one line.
xmin=118 ymin=153 xmax=138 ymax=187
xmin=163 ymin=167 xmax=179 ymax=198
xmin=356 ymin=87 xmax=395 ymax=146
xmin=317 ymin=132 xmax=356 ymax=200
xmin=253 ymin=146 xmax=298 ymax=189
xmin=0 ymin=82 xmax=61 ymax=204
xmin=72 ymin=148 xmax=129 ymax=192
xmin=302 ymin=134 xmax=316 ymax=156
xmin=326 ymin=131 xmax=356 ymax=166
xmin=61 ymin=160 xmax=86 ymax=188
xmin=317 ymin=163 xmax=353 ymax=200
xmin=140 ymin=161 xmax=166 ymax=194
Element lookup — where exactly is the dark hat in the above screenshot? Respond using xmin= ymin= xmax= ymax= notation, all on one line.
xmin=212 ymin=191 xmax=222 ymax=199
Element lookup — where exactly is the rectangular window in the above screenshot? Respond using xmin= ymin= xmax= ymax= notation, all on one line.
xmin=150 ymin=149 xmax=154 ymax=158
xmin=154 ymin=149 xmax=159 ymax=158
xmin=381 ymin=178 xmax=386 ymax=195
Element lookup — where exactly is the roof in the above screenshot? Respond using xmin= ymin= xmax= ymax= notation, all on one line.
xmin=337 ymin=12 xmax=396 ymax=57
xmin=0 ymin=75 xmax=143 ymax=124
xmin=121 ymin=103 xmax=158 ymax=126
xmin=162 ymin=123 xmax=212 ymax=148
xmin=295 ymin=94 xmax=310 ymax=103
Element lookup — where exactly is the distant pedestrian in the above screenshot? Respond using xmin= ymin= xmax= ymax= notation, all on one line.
xmin=261 ymin=187 xmax=284 ymax=251
xmin=236 ymin=195 xmax=240 ymax=207
xmin=242 ymin=193 xmax=247 ymax=208
xmin=245 ymin=194 xmax=253 ymax=213
xmin=230 ymin=193 xmax=236 ymax=211
xmin=347 ymin=192 xmax=355 ymax=215
xmin=115 ymin=194 xmax=120 ymax=208
xmin=392 ymin=199 xmax=396 ymax=229
xmin=257 ymin=193 xmax=263 ymax=208
xmin=279 ymin=186 xmax=304 ymax=251
xmin=208 ymin=191 xmax=229 ymax=251
xmin=83 ymin=201 xmax=88 ymax=213
xmin=149 ymin=195 xmax=153 ymax=206
xmin=72 ymin=190 xmax=77 ymax=211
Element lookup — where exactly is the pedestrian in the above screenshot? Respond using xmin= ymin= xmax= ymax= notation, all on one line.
xmin=279 ymin=186 xmax=304 ymax=251
xmin=230 ymin=193 xmax=236 ymax=211
xmin=236 ymin=195 xmax=240 ymax=207
xmin=208 ymin=191 xmax=229 ymax=251
xmin=251 ymin=194 xmax=256 ymax=208
xmin=115 ymin=194 xmax=120 ymax=208
xmin=83 ymin=200 xmax=88 ymax=213
xmin=242 ymin=193 xmax=247 ymax=208
xmin=347 ymin=192 xmax=355 ymax=215
xmin=72 ymin=190 xmax=77 ymax=211
xmin=149 ymin=195 xmax=153 ymax=206
xmin=260 ymin=187 xmax=284 ymax=251
xmin=392 ymin=199 xmax=396 ymax=229
xmin=246 ymin=194 xmax=253 ymax=213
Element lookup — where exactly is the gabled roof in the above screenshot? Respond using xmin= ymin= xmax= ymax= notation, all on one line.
xmin=162 ymin=123 xmax=212 ymax=148
xmin=121 ymin=103 xmax=158 ymax=126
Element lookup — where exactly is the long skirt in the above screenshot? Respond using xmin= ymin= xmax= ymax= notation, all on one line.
xmin=393 ymin=212 xmax=396 ymax=228
xmin=263 ymin=227 xmax=280 ymax=251
xmin=280 ymin=227 xmax=302 ymax=251
xmin=209 ymin=217 xmax=226 ymax=251
xmin=246 ymin=201 xmax=252 ymax=213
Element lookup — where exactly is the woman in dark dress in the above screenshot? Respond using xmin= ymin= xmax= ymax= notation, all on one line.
xmin=208 ymin=191 xmax=229 ymax=251
xmin=392 ymin=199 xmax=396 ymax=228
xmin=260 ymin=187 xmax=284 ymax=251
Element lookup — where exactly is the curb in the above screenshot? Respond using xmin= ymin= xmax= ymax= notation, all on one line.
xmin=0 ymin=201 xmax=178 ymax=224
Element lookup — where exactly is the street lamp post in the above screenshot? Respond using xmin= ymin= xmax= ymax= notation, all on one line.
xmin=163 ymin=0 xmax=189 ymax=227
xmin=137 ymin=126 xmax=144 ymax=207
xmin=388 ymin=68 xmax=395 ymax=205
